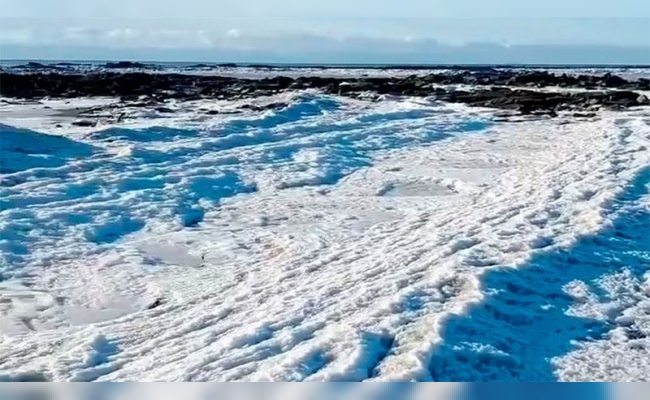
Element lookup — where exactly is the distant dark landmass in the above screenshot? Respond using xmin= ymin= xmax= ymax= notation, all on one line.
xmin=2 ymin=59 xmax=650 ymax=71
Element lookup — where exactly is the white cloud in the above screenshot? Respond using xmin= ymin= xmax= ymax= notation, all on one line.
xmin=144 ymin=29 xmax=214 ymax=48
xmin=63 ymin=26 xmax=96 ymax=41
xmin=226 ymin=29 xmax=241 ymax=39
xmin=107 ymin=28 xmax=140 ymax=41
xmin=2 ymin=21 xmax=648 ymax=63
xmin=1 ymin=14 xmax=649 ymax=50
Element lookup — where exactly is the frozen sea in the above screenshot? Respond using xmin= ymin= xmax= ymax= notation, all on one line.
xmin=0 ymin=78 xmax=649 ymax=381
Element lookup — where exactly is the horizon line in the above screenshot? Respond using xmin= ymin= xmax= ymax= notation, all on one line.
xmin=2 ymin=59 xmax=650 ymax=69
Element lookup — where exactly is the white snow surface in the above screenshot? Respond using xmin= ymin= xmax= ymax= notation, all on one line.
xmin=0 ymin=92 xmax=649 ymax=381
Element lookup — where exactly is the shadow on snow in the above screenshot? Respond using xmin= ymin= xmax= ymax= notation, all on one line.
xmin=428 ymin=168 xmax=650 ymax=381
xmin=0 ymin=123 xmax=95 ymax=174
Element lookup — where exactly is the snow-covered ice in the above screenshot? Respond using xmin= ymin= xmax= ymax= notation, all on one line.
xmin=0 ymin=92 xmax=649 ymax=381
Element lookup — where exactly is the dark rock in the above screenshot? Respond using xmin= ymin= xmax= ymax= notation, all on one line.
xmin=249 ymin=64 xmax=277 ymax=70
xmin=146 ymin=298 xmax=163 ymax=310
xmin=625 ymin=327 xmax=647 ymax=340
xmin=638 ymin=78 xmax=650 ymax=90
xmin=71 ymin=120 xmax=96 ymax=127
xmin=1 ymin=69 xmax=648 ymax=116
xmin=155 ymin=107 xmax=175 ymax=113
xmin=573 ymin=112 xmax=597 ymax=118
xmin=240 ymin=102 xmax=288 ymax=112
xmin=120 ymin=94 xmax=140 ymax=102
xmin=105 ymin=61 xmax=148 ymax=69
xmin=23 ymin=62 xmax=51 ymax=69
xmin=599 ymin=72 xmax=627 ymax=87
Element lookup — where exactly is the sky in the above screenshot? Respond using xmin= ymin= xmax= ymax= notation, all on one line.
xmin=1 ymin=0 xmax=649 ymax=64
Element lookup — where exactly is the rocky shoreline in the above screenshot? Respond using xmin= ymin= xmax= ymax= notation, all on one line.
xmin=1 ymin=69 xmax=649 ymax=117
